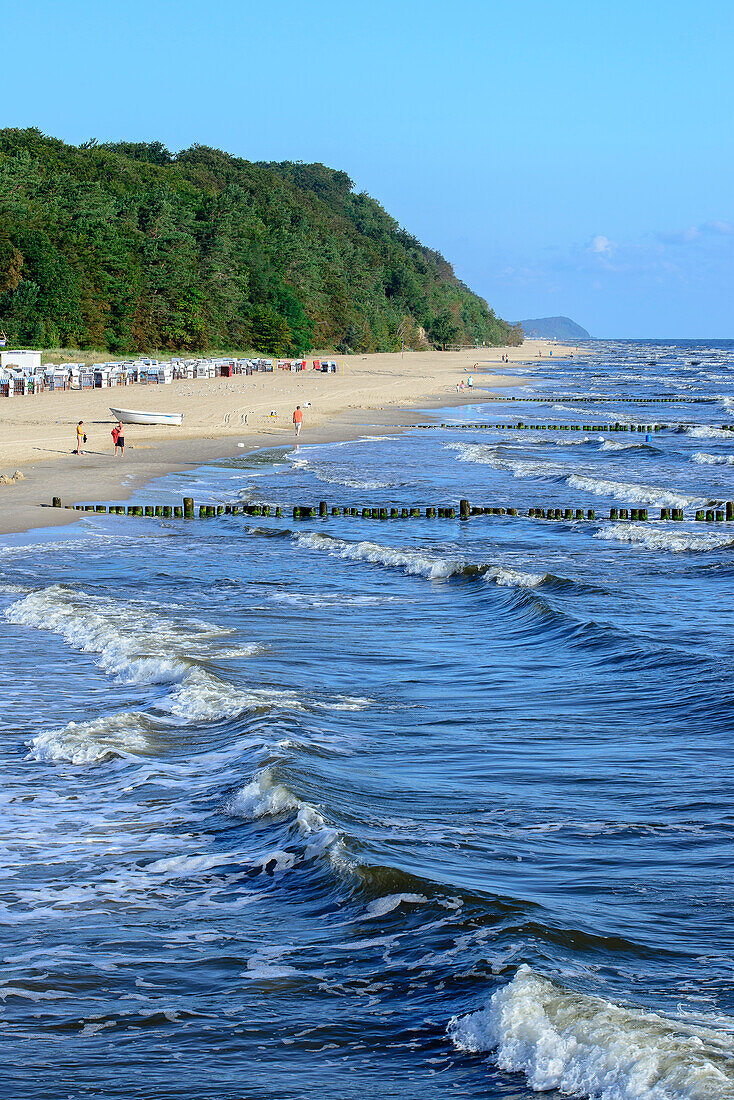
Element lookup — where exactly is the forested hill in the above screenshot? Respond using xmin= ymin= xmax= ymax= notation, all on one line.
xmin=518 ymin=316 xmax=591 ymax=341
xmin=0 ymin=129 xmax=520 ymax=356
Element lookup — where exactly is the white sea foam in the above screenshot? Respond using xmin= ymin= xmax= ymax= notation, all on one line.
xmin=599 ymin=440 xmax=650 ymax=452
xmin=27 ymin=713 xmax=151 ymax=765
xmin=687 ymin=425 xmax=733 ymax=440
xmin=293 ymin=532 xmax=547 ymax=588
xmin=595 ymin=523 xmax=734 ymax=552
xmin=447 ymin=442 xmax=700 ymax=508
xmin=226 ymin=767 xmax=348 ymax=869
xmin=692 ymin=451 xmax=734 ymax=465
xmin=448 ymin=965 xmax=734 ymax=1100
xmin=6 ymin=586 xmax=273 ymax=743
xmin=567 ymin=475 xmax=700 ymax=510
xmin=310 ymin=469 xmax=390 ymax=490
xmin=227 ymin=769 xmax=299 ymax=819
xmin=363 ymin=893 xmax=428 ymax=919
xmin=447 ymin=441 xmax=564 ymax=480
xmin=319 ymin=695 xmax=373 ymax=711
xmin=5 ymin=586 xmax=241 ymax=685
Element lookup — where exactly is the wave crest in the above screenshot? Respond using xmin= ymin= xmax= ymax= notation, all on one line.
xmin=293 ymin=532 xmax=548 ymax=588
xmin=595 ymin=523 xmax=734 ymax=552
xmin=692 ymin=451 xmax=734 ymax=465
xmin=448 ymin=965 xmax=734 ymax=1100
xmin=226 ymin=767 xmax=348 ymax=869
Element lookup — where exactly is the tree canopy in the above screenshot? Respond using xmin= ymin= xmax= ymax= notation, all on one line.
xmin=0 ymin=129 xmax=521 ymax=356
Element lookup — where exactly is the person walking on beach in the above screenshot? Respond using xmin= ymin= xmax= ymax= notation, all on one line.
xmin=75 ymin=421 xmax=85 ymax=455
xmin=293 ymin=406 xmax=303 ymax=437
xmin=111 ymin=421 xmax=125 ymax=457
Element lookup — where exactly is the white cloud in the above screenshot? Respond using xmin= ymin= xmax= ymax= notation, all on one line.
xmin=589 ymin=234 xmax=614 ymax=256
xmin=657 ymin=219 xmax=732 ymax=245
xmin=702 ymin=220 xmax=732 ymax=235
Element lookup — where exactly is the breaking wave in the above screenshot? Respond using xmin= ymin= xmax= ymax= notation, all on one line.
xmin=566 ymin=475 xmax=701 ymax=509
xmin=225 ymin=766 xmax=348 ymax=870
xmin=686 ymin=425 xmax=733 ymax=440
xmin=692 ymin=451 xmax=734 ymax=465
xmin=27 ymin=713 xmax=153 ymax=765
xmin=448 ymin=965 xmax=734 ymax=1100
xmin=6 ymin=587 xmax=280 ymax=760
xmin=447 ymin=443 xmax=699 ymax=508
xmin=595 ymin=523 xmax=734 ymax=552
xmin=598 ymin=440 xmax=656 ymax=452
xmin=293 ymin=531 xmax=548 ymax=588
xmin=5 ymin=586 xmax=253 ymax=685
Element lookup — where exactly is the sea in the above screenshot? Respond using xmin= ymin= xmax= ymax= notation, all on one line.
xmin=1 ymin=339 xmax=733 ymax=1099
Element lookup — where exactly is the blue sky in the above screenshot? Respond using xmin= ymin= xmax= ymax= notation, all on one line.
xmin=4 ymin=0 xmax=733 ymax=336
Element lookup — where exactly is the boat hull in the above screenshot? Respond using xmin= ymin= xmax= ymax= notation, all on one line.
xmin=109 ymin=407 xmax=184 ymax=426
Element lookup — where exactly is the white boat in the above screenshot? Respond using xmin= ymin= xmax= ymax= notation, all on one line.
xmin=109 ymin=407 xmax=184 ymax=426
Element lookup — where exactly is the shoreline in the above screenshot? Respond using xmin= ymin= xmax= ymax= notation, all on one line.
xmin=0 ymin=341 xmax=573 ymax=537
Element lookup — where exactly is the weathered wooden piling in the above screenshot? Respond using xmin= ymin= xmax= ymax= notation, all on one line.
xmin=460 ymin=499 xmax=470 ymax=520
xmin=183 ymin=497 xmax=194 ymax=518
xmin=52 ymin=496 xmax=62 ymax=508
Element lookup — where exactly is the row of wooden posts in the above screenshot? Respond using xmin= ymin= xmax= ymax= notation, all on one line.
xmin=416 ymin=422 xmax=678 ymax=432
xmin=490 ymin=395 xmax=713 ymax=404
xmin=51 ymin=498 xmax=734 ymax=523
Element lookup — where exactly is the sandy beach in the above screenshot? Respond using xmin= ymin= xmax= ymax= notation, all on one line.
xmin=0 ymin=340 xmax=575 ymax=536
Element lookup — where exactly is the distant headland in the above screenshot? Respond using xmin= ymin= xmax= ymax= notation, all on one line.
xmin=517 ymin=316 xmax=591 ymax=341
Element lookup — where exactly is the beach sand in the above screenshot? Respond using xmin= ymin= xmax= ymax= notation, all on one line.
xmin=0 ymin=340 xmax=575 ymax=536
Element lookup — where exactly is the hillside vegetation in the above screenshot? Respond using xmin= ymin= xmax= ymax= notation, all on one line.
xmin=0 ymin=129 xmax=520 ymax=357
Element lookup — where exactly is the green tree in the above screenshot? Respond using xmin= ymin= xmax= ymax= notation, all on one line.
xmin=429 ymin=309 xmax=458 ymax=349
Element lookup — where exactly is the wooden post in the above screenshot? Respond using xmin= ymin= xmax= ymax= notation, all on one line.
xmin=183 ymin=496 xmax=194 ymax=518
xmin=460 ymin=499 xmax=470 ymax=520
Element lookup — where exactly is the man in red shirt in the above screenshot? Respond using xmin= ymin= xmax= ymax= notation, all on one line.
xmin=293 ymin=406 xmax=303 ymax=437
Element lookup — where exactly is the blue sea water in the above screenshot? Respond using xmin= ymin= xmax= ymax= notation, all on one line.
xmin=1 ymin=340 xmax=733 ymax=1099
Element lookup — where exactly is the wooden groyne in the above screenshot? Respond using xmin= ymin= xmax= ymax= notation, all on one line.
xmin=50 ymin=497 xmax=734 ymax=523
xmin=488 ymin=395 xmax=716 ymax=404
xmin=408 ymin=421 xmax=734 ymax=433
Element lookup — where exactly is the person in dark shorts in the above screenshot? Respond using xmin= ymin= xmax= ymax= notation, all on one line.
xmin=112 ymin=421 xmax=125 ymax=457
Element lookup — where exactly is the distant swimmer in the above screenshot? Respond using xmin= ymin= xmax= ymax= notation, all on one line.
xmin=293 ymin=405 xmax=303 ymax=437
xmin=75 ymin=421 xmax=85 ymax=455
